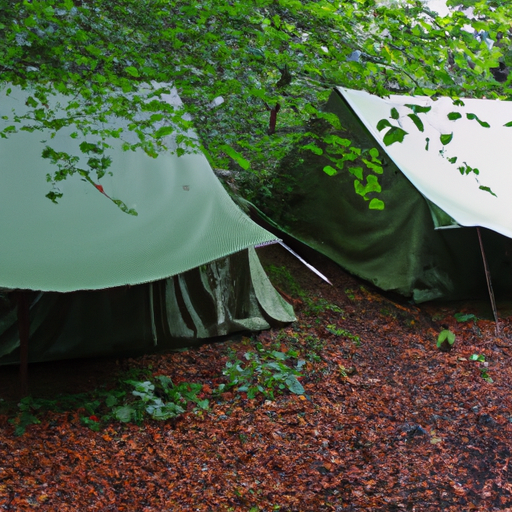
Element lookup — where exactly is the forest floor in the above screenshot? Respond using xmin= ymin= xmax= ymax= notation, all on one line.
xmin=1 ymin=244 xmax=512 ymax=511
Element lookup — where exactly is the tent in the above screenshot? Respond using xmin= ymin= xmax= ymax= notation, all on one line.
xmin=257 ymin=87 xmax=512 ymax=302
xmin=0 ymin=85 xmax=294 ymax=365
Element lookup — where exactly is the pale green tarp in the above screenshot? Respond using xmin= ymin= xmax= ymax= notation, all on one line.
xmin=257 ymin=89 xmax=512 ymax=302
xmin=0 ymin=85 xmax=294 ymax=363
xmin=0 ymin=85 xmax=277 ymax=292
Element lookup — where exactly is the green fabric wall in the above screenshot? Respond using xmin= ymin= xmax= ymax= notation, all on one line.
xmin=256 ymin=90 xmax=512 ymax=302
xmin=0 ymin=249 xmax=295 ymax=365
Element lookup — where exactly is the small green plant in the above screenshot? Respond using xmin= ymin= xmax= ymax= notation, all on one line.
xmin=81 ymin=415 xmax=102 ymax=432
xmin=303 ymin=334 xmax=324 ymax=362
xmin=9 ymin=394 xmax=101 ymax=436
xmin=109 ymin=377 xmax=209 ymax=423
xmin=8 ymin=374 xmax=210 ymax=434
xmin=219 ymin=343 xmax=305 ymax=399
xmin=470 ymin=353 xmax=486 ymax=363
xmin=326 ymin=324 xmax=361 ymax=346
xmin=469 ymin=354 xmax=493 ymax=383
xmin=437 ymin=329 xmax=456 ymax=352
xmin=455 ymin=312 xmax=482 ymax=335
xmin=345 ymin=288 xmax=356 ymax=301
xmin=338 ymin=365 xmax=348 ymax=378
xmin=454 ymin=312 xmax=477 ymax=323
xmin=317 ymin=299 xmax=343 ymax=314
xmin=9 ymin=397 xmax=42 ymax=436
xmin=380 ymin=308 xmax=397 ymax=319
xmin=326 ymin=324 xmax=344 ymax=336
xmin=292 ymin=294 xmax=344 ymax=318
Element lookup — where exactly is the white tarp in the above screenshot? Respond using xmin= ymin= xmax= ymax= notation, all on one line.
xmin=338 ymin=87 xmax=512 ymax=239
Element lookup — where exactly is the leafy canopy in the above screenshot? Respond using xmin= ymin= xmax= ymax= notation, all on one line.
xmin=1 ymin=0 xmax=511 ymax=207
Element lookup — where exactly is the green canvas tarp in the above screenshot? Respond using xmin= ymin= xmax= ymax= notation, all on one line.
xmin=0 ymin=85 xmax=294 ymax=364
xmin=260 ymin=88 xmax=512 ymax=302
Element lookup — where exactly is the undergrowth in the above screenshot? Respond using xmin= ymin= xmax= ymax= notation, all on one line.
xmin=7 ymin=340 xmax=309 ymax=435
xmin=220 ymin=342 xmax=305 ymax=399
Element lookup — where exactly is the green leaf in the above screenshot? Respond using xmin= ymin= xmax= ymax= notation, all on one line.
xmin=112 ymin=199 xmax=138 ymax=216
xmin=404 ymin=104 xmax=431 ymax=114
xmin=447 ymin=112 xmax=462 ymax=121
xmin=324 ymin=135 xmax=351 ymax=147
xmin=377 ymin=119 xmax=392 ymax=131
xmin=113 ymin=405 xmax=135 ymax=423
xmin=196 ymin=399 xmax=209 ymax=410
xmin=153 ymin=126 xmax=175 ymax=139
xmin=440 ymin=133 xmax=453 ymax=145
xmin=479 ymin=185 xmax=497 ymax=197
xmin=425 ymin=137 xmax=430 ymax=151
xmin=45 ymin=191 xmax=63 ymax=203
xmin=504 ymin=121 xmax=512 ymax=127
xmin=383 ymin=126 xmax=408 ymax=146
xmin=369 ymin=148 xmax=379 ymax=159
xmin=270 ymin=350 xmax=287 ymax=360
xmin=1 ymin=125 xmax=16 ymax=136
xmin=247 ymin=47 xmax=265 ymax=60
xmin=105 ymin=395 xmax=118 ymax=407
xmin=437 ymin=329 xmax=455 ymax=347
xmin=349 ymin=166 xmax=363 ymax=180
xmin=354 ymin=174 xmax=381 ymax=197
xmin=407 ymin=113 xmax=424 ymax=132
xmin=79 ymin=141 xmax=101 ymax=154
xmin=457 ymin=163 xmax=478 ymax=176
xmin=26 ymin=96 xmax=38 ymax=108
xmin=454 ymin=313 xmax=476 ymax=322
xmin=5 ymin=0 xmax=510 ymax=215
xmin=369 ymin=198 xmax=385 ymax=210
xmin=220 ymin=144 xmax=250 ymax=170
xmin=362 ymin=158 xmax=383 ymax=174
xmin=323 ymin=165 xmax=337 ymax=176
xmin=156 ymin=375 xmax=173 ymax=389
xmin=302 ymin=143 xmax=323 ymax=155
xmin=23 ymin=16 xmax=37 ymax=27
xmin=466 ymin=113 xmax=490 ymax=128
xmin=285 ymin=376 xmax=305 ymax=395
xmin=125 ymin=66 xmax=140 ymax=78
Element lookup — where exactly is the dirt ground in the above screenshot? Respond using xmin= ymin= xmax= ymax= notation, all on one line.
xmin=1 ymin=243 xmax=512 ymax=511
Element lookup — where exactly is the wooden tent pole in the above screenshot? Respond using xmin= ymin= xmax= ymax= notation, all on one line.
xmin=16 ymin=291 xmax=30 ymax=397
xmin=476 ymin=228 xmax=500 ymax=333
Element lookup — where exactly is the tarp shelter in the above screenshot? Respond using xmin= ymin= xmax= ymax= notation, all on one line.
xmin=260 ymin=87 xmax=512 ymax=302
xmin=0 ymin=85 xmax=294 ymax=365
